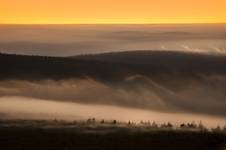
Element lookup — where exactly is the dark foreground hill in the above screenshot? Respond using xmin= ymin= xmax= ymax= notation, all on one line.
xmin=0 ymin=125 xmax=226 ymax=150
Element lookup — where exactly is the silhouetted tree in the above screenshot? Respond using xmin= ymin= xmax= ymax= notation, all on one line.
xmin=198 ymin=121 xmax=207 ymax=131
xmin=151 ymin=121 xmax=158 ymax=128
xmin=112 ymin=120 xmax=117 ymax=124
xmin=180 ymin=123 xmax=186 ymax=128
xmin=167 ymin=122 xmax=173 ymax=128
xmin=127 ymin=121 xmax=131 ymax=126
xmin=100 ymin=119 xmax=105 ymax=124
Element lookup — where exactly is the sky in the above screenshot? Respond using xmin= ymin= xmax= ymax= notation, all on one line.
xmin=0 ymin=0 xmax=226 ymax=24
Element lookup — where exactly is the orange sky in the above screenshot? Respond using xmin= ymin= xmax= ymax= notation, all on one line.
xmin=0 ymin=0 xmax=226 ymax=24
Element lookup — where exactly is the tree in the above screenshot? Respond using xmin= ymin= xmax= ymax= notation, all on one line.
xmin=113 ymin=120 xmax=117 ymax=124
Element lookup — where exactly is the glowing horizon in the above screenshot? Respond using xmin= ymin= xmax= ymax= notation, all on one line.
xmin=0 ymin=0 xmax=226 ymax=24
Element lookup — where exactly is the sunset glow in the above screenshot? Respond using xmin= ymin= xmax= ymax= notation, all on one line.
xmin=0 ymin=0 xmax=226 ymax=24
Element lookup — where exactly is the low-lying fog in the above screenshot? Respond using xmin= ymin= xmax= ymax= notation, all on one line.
xmin=0 ymin=78 xmax=226 ymax=128
xmin=0 ymin=24 xmax=225 ymax=56
xmin=0 ymin=96 xmax=226 ymax=128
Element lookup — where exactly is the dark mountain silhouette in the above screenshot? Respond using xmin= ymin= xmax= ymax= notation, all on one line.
xmin=1 ymin=51 xmax=226 ymax=81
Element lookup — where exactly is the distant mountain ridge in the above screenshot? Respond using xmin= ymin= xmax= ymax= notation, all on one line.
xmin=1 ymin=50 xmax=226 ymax=81
xmin=73 ymin=50 xmax=226 ymax=65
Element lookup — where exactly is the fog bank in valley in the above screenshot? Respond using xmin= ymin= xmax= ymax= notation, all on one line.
xmin=0 ymin=76 xmax=226 ymax=125
xmin=1 ymin=96 xmax=226 ymax=128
